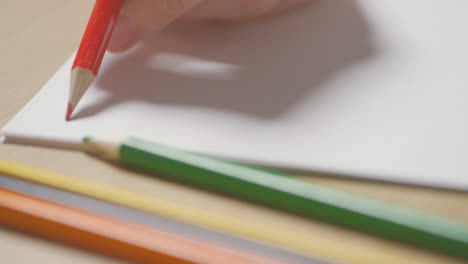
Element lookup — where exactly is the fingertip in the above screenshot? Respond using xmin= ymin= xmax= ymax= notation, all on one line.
xmin=108 ymin=14 xmax=139 ymax=52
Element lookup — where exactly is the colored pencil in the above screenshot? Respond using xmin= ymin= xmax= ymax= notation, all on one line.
xmin=82 ymin=136 xmax=468 ymax=259
xmin=0 ymin=159 xmax=397 ymax=264
xmin=67 ymin=0 xmax=123 ymax=121
xmin=0 ymin=158 xmax=463 ymax=264
xmin=0 ymin=187 xmax=292 ymax=264
xmin=0 ymin=174 xmax=319 ymax=264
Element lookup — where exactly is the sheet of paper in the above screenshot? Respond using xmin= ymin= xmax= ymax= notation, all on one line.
xmin=3 ymin=0 xmax=468 ymax=190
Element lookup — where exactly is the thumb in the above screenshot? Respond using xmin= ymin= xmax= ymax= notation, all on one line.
xmin=108 ymin=0 xmax=203 ymax=52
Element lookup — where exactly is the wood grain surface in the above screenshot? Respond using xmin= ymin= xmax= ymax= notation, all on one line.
xmin=1 ymin=1 xmax=467 ymax=263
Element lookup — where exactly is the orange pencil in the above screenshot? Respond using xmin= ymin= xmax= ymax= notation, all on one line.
xmin=67 ymin=0 xmax=123 ymax=120
xmin=0 ymin=187 xmax=290 ymax=264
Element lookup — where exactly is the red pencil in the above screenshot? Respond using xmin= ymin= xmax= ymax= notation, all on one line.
xmin=66 ymin=0 xmax=124 ymax=121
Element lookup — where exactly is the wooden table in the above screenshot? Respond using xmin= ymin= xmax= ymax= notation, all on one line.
xmin=1 ymin=1 xmax=467 ymax=263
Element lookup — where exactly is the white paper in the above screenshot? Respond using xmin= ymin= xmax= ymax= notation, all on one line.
xmin=3 ymin=0 xmax=468 ymax=190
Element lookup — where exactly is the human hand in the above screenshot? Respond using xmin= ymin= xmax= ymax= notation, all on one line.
xmin=108 ymin=0 xmax=309 ymax=52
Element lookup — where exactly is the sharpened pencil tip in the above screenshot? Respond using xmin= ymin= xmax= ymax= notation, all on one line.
xmin=66 ymin=103 xmax=73 ymax=121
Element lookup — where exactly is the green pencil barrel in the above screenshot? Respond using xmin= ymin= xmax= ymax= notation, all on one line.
xmin=120 ymin=137 xmax=468 ymax=259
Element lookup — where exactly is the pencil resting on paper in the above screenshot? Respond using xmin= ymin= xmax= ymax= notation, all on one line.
xmin=83 ymin=136 xmax=468 ymax=260
xmin=0 ymin=187 xmax=290 ymax=264
xmin=66 ymin=0 xmax=123 ymax=121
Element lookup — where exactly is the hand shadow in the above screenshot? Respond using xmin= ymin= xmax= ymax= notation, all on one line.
xmin=74 ymin=0 xmax=375 ymax=121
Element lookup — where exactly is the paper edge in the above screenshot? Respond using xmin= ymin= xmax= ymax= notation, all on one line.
xmin=3 ymin=132 xmax=468 ymax=193
xmin=1 ymin=54 xmax=76 ymax=136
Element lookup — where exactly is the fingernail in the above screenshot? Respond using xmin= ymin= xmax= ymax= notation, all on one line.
xmin=108 ymin=14 xmax=138 ymax=52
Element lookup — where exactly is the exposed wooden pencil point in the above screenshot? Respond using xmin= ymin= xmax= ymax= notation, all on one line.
xmin=68 ymin=67 xmax=96 ymax=120
xmin=65 ymin=103 xmax=73 ymax=121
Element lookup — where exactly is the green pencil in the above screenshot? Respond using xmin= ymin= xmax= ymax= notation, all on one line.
xmin=84 ymin=136 xmax=468 ymax=259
